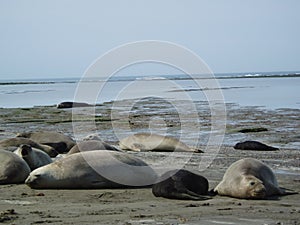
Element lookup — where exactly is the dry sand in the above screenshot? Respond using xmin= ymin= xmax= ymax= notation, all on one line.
xmin=0 ymin=101 xmax=299 ymax=224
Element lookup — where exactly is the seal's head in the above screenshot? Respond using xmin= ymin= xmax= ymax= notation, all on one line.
xmin=242 ymin=175 xmax=266 ymax=199
xmin=25 ymin=164 xmax=61 ymax=189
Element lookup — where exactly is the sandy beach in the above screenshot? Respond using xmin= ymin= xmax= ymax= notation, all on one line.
xmin=0 ymin=100 xmax=299 ymax=225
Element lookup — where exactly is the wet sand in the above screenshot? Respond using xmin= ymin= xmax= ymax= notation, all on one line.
xmin=0 ymin=100 xmax=299 ymax=224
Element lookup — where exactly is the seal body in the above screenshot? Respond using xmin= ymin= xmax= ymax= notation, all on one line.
xmin=67 ymin=140 xmax=119 ymax=155
xmin=0 ymin=150 xmax=31 ymax=184
xmin=0 ymin=137 xmax=57 ymax=157
xmin=25 ymin=150 xmax=157 ymax=189
xmin=234 ymin=141 xmax=279 ymax=151
xmin=214 ymin=158 xmax=286 ymax=199
xmin=152 ymin=169 xmax=210 ymax=200
xmin=119 ymin=133 xmax=198 ymax=152
xmin=14 ymin=145 xmax=52 ymax=170
xmin=16 ymin=131 xmax=76 ymax=153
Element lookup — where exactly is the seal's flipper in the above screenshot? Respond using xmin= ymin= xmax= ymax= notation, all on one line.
xmin=165 ymin=192 xmax=211 ymax=200
xmin=131 ymin=143 xmax=143 ymax=152
xmin=208 ymin=188 xmax=218 ymax=196
xmin=279 ymin=187 xmax=298 ymax=196
xmin=193 ymin=148 xmax=204 ymax=153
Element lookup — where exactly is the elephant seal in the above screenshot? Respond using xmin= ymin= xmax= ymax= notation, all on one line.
xmin=119 ymin=133 xmax=202 ymax=153
xmin=67 ymin=140 xmax=120 ymax=155
xmin=234 ymin=141 xmax=279 ymax=151
xmin=14 ymin=145 xmax=52 ymax=170
xmin=213 ymin=158 xmax=296 ymax=199
xmin=16 ymin=131 xmax=76 ymax=153
xmin=152 ymin=169 xmax=210 ymax=200
xmin=57 ymin=101 xmax=92 ymax=109
xmin=83 ymin=134 xmax=102 ymax=141
xmin=25 ymin=150 xmax=157 ymax=189
xmin=0 ymin=150 xmax=31 ymax=184
xmin=0 ymin=137 xmax=58 ymax=157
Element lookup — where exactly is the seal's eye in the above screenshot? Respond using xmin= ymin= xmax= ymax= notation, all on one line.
xmin=250 ymin=181 xmax=255 ymax=186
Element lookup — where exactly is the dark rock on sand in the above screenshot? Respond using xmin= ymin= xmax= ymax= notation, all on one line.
xmin=234 ymin=141 xmax=279 ymax=151
xmin=57 ymin=101 xmax=93 ymax=109
xmin=238 ymin=127 xmax=268 ymax=133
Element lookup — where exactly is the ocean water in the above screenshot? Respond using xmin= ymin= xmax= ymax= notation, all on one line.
xmin=0 ymin=71 xmax=299 ymax=109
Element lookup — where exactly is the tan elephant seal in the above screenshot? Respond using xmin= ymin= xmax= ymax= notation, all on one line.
xmin=14 ymin=145 xmax=52 ymax=170
xmin=119 ymin=133 xmax=202 ymax=153
xmin=0 ymin=137 xmax=57 ymax=157
xmin=67 ymin=140 xmax=120 ymax=155
xmin=25 ymin=150 xmax=157 ymax=189
xmin=0 ymin=150 xmax=31 ymax=184
xmin=16 ymin=131 xmax=76 ymax=153
xmin=213 ymin=158 xmax=297 ymax=199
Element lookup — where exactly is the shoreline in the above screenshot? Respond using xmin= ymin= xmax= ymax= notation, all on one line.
xmin=0 ymin=100 xmax=299 ymax=224
xmin=0 ymin=100 xmax=299 ymax=148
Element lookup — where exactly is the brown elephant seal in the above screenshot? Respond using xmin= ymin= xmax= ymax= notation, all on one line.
xmin=67 ymin=140 xmax=120 ymax=155
xmin=14 ymin=145 xmax=52 ymax=170
xmin=119 ymin=133 xmax=202 ymax=153
xmin=16 ymin=131 xmax=76 ymax=153
xmin=152 ymin=169 xmax=210 ymax=200
xmin=213 ymin=158 xmax=297 ymax=199
xmin=0 ymin=150 xmax=31 ymax=184
xmin=234 ymin=141 xmax=279 ymax=151
xmin=25 ymin=150 xmax=157 ymax=189
xmin=0 ymin=137 xmax=58 ymax=157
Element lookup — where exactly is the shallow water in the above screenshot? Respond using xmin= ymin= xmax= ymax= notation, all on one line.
xmin=0 ymin=72 xmax=299 ymax=109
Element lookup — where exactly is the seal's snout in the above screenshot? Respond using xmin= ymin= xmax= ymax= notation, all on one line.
xmin=20 ymin=144 xmax=32 ymax=156
xmin=25 ymin=174 xmax=40 ymax=187
xmin=252 ymin=186 xmax=267 ymax=198
xmin=49 ymin=149 xmax=59 ymax=158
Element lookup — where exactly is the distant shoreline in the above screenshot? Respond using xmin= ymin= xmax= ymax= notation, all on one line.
xmin=1 ymin=72 xmax=299 ymax=109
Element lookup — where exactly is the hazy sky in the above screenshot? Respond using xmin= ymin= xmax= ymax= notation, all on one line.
xmin=0 ymin=0 xmax=299 ymax=80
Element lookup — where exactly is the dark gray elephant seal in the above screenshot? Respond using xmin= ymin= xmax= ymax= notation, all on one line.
xmin=16 ymin=131 xmax=76 ymax=153
xmin=0 ymin=150 xmax=31 ymax=184
xmin=119 ymin=133 xmax=202 ymax=153
xmin=234 ymin=141 xmax=279 ymax=151
xmin=14 ymin=145 xmax=52 ymax=170
xmin=0 ymin=137 xmax=58 ymax=157
xmin=25 ymin=150 xmax=157 ymax=189
xmin=213 ymin=158 xmax=296 ymax=199
xmin=152 ymin=169 xmax=210 ymax=200
xmin=67 ymin=140 xmax=120 ymax=155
